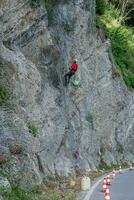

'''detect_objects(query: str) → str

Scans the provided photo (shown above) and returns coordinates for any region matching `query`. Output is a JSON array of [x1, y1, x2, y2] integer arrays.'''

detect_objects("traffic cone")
[[105, 188, 110, 200], [112, 169, 115, 179], [106, 175, 111, 185], [119, 165, 122, 174], [102, 178, 107, 192]]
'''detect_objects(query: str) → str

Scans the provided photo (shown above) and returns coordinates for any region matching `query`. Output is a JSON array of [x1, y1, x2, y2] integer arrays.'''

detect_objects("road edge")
[[82, 168, 128, 200]]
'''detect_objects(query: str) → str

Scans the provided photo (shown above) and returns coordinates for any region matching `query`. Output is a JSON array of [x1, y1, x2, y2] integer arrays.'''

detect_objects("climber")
[[64, 59, 78, 86]]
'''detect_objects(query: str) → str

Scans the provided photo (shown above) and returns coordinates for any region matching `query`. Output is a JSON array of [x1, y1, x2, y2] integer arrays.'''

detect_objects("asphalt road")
[[90, 169, 134, 200]]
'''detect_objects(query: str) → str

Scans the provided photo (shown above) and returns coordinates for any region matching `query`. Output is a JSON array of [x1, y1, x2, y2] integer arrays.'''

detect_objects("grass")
[[0, 79, 11, 106], [86, 112, 96, 122], [96, 0, 108, 15], [96, 2, 134, 89], [85, 112, 96, 129], [30, 0, 57, 24], [3, 181, 76, 200], [3, 187, 40, 200], [43, 191, 75, 200], [89, 162, 132, 181], [88, 170, 104, 181], [30, 0, 40, 7], [110, 26, 134, 88], [44, 0, 58, 25], [0, 168, 10, 179], [27, 120, 38, 137], [63, 18, 76, 33], [42, 176, 80, 200]]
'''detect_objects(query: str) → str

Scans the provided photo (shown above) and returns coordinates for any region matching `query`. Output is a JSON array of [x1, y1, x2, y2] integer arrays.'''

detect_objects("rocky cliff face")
[[0, 0, 134, 191]]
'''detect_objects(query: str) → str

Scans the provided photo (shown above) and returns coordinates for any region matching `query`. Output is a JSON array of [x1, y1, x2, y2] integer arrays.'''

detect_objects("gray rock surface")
[[0, 177, 11, 194], [0, 0, 133, 190]]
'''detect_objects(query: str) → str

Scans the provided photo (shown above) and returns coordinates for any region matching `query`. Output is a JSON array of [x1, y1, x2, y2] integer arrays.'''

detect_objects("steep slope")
[[0, 0, 134, 190]]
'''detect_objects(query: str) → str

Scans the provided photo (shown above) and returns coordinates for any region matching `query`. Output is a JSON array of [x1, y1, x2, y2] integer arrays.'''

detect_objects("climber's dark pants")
[[64, 70, 75, 86]]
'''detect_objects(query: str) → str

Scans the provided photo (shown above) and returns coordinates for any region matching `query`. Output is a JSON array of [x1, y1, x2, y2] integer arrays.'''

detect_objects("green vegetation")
[[30, 0, 39, 7], [96, 0, 108, 15], [96, 0, 134, 89], [0, 168, 10, 179], [3, 187, 39, 200], [30, 0, 57, 24], [63, 18, 76, 33], [44, 0, 57, 25], [85, 112, 96, 130], [44, 193, 75, 200], [30, 0, 75, 27], [27, 120, 38, 137], [86, 112, 96, 122], [3, 185, 76, 200], [88, 170, 104, 181], [99, 161, 132, 172], [0, 79, 11, 106], [89, 162, 133, 181]]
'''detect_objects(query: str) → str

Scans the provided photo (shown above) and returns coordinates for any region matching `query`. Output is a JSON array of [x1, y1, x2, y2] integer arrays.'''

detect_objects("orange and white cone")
[[112, 169, 115, 179], [105, 188, 110, 200], [106, 175, 111, 185], [129, 164, 133, 171], [119, 165, 122, 174], [102, 178, 107, 192]]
